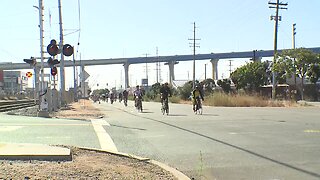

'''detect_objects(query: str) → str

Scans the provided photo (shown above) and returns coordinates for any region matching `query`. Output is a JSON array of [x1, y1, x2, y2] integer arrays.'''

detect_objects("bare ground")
[[0, 99, 178, 180]]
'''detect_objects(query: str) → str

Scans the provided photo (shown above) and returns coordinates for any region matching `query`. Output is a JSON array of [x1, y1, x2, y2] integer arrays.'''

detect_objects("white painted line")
[[0, 126, 24, 132], [91, 119, 118, 152]]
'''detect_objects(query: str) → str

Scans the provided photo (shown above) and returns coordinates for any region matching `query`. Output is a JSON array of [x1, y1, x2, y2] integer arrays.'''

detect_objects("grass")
[[133, 93, 299, 107], [204, 92, 297, 107]]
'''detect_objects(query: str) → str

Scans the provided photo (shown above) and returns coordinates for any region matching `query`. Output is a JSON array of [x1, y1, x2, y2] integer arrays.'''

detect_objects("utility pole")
[[58, 0, 65, 106], [269, 0, 288, 99], [228, 60, 233, 77], [292, 23, 297, 90], [156, 47, 159, 83], [204, 64, 207, 80], [143, 53, 150, 87], [188, 22, 200, 89]]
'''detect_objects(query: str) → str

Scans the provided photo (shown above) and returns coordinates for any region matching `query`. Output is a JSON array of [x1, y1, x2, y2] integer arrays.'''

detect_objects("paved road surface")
[[1, 101, 319, 180], [96, 100, 320, 180]]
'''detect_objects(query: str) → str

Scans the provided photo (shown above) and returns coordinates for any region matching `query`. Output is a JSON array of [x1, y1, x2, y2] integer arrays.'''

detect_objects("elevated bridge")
[[1, 47, 320, 88]]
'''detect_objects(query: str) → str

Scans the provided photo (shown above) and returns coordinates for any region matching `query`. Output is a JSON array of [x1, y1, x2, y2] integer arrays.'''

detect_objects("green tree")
[[217, 79, 231, 93], [230, 62, 269, 93], [275, 48, 319, 100], [178, 81, 193, 100], [200, 78, 216, 95]]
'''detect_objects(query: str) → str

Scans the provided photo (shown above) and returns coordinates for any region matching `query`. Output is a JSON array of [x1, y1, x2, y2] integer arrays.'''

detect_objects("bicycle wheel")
[[165, 101, 169, 115], [161, 103, 165, 115]]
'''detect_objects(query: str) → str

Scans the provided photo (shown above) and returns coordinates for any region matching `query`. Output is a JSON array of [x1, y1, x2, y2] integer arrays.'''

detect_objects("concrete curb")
[[78, 146, 191, 180], [0, 143, 71, 161]]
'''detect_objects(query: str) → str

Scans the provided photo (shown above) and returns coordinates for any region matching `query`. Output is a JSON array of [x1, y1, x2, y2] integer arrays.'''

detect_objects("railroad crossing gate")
[[26, 72, 32, 78]]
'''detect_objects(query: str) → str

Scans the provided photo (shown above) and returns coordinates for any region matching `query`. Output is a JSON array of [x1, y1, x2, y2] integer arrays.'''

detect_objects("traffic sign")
[[26, 72, 33, 78]]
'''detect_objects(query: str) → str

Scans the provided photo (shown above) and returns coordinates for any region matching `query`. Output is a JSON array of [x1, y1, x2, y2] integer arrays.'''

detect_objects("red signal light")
[[51, 67, 58, 76]]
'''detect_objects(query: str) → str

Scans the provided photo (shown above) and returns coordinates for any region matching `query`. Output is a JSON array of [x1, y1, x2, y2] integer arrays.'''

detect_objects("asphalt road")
[[1, 101, 319, 180], [95, 100, 320, 180]]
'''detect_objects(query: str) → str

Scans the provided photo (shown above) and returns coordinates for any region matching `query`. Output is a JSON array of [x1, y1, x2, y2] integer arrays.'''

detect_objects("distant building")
[[3, 71, 28, 94]]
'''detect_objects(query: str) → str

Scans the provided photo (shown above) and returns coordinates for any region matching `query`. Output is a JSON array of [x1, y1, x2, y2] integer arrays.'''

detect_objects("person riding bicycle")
[[122, 89, 128, 105], [192, 85, 204, 112], [160, 82, 172, 104], [133, 85, 144, 109]]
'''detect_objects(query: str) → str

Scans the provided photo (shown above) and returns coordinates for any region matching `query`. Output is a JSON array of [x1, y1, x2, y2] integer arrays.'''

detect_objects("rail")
[[0, 100, 37, 112]]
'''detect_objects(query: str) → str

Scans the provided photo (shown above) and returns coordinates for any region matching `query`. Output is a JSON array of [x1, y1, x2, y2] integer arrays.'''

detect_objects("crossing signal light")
[[51, 67, 58, 76], [62, 44, 74, 56], [23, 57, 36, 66], [47, 57, 60, 67], [47, 39, 59, 56], [47, 44, 59, 56]]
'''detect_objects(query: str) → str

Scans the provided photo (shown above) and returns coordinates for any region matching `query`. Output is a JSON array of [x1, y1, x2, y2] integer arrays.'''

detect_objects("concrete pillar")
[[210, 59, 219, 80], [123, 62, 130, 89], [253, 57, 262, 63], [165, 61, 179, 85]]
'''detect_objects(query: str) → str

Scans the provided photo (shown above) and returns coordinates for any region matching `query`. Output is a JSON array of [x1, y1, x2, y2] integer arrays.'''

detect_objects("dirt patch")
[[51, 99, 105, 120], [0, 147, 176, 179]]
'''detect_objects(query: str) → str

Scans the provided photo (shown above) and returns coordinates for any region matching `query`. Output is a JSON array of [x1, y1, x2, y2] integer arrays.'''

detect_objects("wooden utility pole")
[[269, 0, 288, 99]]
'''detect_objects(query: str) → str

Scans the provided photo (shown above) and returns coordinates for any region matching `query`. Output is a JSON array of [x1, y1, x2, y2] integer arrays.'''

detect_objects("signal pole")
[[58, 0, 66, 106], [188, 22, 200, 89], [269, 0, 288, 99], [292, 23, 297, 88]]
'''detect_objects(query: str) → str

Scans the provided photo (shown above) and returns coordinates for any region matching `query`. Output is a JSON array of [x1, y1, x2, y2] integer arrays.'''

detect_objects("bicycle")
[[194, 97, 203, 115], [161, 97, 169, 115], [123, 97, 128, 107], [135, 96, 143, 112]]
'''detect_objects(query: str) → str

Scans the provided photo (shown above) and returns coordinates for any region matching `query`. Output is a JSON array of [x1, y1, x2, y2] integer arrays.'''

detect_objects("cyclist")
[[160, 82, 172, 114], [133, 85, 144, 111], [122, 89, 128, 106], [191, 85, 204, 112]]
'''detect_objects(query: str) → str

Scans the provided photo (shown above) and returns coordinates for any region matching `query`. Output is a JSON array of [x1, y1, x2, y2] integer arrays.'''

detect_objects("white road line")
[[91, 119, 117, 152]]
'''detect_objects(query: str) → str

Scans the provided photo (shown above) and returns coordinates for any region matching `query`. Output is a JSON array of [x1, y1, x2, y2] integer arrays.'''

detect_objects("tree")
[[307, 62, 320, 100], [275, 48, 319, 100], [178, 81, 194, 100], [217, 79, 231, 93], [200, 78, 216, 95], [230, 61, 269, 93]]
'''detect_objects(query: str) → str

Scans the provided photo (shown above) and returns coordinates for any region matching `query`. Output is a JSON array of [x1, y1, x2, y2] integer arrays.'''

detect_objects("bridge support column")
[[165, 61, 179, 85], [80, 65, 87, 98], [210, 59, 219, 80], [123, 62, 130, 89]]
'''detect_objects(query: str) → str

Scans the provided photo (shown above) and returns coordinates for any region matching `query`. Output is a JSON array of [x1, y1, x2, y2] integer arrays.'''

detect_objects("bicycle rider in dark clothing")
[[160, 82, 172, 104]]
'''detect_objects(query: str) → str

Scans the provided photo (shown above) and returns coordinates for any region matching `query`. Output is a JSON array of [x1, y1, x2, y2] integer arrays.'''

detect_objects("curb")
[[0, 143, 71, 161], [78, 146, 191, 180]]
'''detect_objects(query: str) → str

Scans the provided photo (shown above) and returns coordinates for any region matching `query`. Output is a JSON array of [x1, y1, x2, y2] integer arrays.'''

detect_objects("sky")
[[1, 0, 320, 90]]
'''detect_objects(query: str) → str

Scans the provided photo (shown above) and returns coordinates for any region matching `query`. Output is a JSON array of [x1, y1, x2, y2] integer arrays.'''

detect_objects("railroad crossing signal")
[[26, 72, 33, 78], [51, 67, 58, 76]]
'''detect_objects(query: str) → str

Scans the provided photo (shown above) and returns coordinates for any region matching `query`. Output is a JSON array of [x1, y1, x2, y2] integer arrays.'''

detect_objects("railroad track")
[[0, 100, 37, 112]]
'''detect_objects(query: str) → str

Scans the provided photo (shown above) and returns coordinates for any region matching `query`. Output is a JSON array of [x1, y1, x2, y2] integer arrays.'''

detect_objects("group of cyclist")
[[133, 82, 204, 114], [93, 82, 205, 114]]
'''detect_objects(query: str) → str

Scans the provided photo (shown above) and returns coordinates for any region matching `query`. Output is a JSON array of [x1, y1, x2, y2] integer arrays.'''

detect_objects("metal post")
[[192, 22, 196, 89], [73, 51, 77, 102], [58, 0, 66, 106], [293, 23, 297, 89], [204, 63, 207, 80], [38, 0, 46, 110]]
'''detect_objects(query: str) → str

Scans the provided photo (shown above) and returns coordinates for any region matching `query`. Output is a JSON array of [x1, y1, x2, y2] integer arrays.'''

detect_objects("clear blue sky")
[[1, 0, 320, 89]]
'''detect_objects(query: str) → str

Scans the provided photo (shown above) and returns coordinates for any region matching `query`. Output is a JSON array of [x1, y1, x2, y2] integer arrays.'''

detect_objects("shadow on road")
[[139, 115, 320, 179], [110, 124, 147, 131], [167, 114, 187, 117]]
